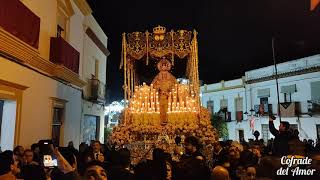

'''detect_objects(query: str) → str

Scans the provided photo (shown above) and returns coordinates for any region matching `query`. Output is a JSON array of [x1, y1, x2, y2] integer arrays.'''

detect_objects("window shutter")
[[281, 84, 296, 94], [257, 88, 270, 98], [311, 81, 320, 101], [235, 98, 243, 111], [220, 99, 228, 109]]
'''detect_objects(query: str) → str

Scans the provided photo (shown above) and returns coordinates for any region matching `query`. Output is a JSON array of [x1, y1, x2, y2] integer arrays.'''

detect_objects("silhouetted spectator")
[[212, 141, 228, 167], [182, 136, 204, 160], [67, 141, 79, 156], [31, 143, 40, 163], [20, 163, 45, 180], [211, 165, 230, 180], [153, 148, 172, 180], [269, 117, 291, 156], [13, 145, 24, 166], [0, 150, 21, 179], [84, 161, 107, 180], [288, 129, 305, 156], [253, 131, 260, 142], [315, 140, 320, 152], [22, 149, 39, 165], [175, 157, 210, 180], [108, 148, 133, 180], [306, 139, 316, 155]]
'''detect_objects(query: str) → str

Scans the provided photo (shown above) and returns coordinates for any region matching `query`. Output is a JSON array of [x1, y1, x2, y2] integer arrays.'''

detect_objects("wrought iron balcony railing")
[[88, 78, 106, 103]]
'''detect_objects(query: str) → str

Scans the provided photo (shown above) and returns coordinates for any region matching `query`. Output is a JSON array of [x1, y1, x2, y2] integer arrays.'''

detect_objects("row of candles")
[[168, 83, 197, 112], [128, 83, 198, 113], [129, 83, 159, 113]]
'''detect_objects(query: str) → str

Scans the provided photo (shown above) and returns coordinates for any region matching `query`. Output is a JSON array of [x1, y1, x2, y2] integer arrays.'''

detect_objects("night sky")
[[87, 0, 320, 102]]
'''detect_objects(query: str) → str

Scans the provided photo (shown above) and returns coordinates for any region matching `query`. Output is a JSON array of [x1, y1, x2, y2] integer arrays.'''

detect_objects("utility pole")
[[272, 38, 282, 122]]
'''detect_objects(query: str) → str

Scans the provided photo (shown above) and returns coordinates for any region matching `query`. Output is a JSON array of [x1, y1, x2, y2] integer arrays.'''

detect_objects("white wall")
[[20, 0, 88, 81], [226, 116, 320, 142], [81, 13, 108, 144], [247, 72, 320, 114], [0, 101, 17, 151], [201, 56, 320, 142], [0, 57, 82, 148], [1, 0, 110, 149]]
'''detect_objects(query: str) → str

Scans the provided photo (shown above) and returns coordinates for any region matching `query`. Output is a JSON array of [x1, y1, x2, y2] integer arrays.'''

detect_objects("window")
[[220, 99, 228, 110], [57, 25, 64, 38], [235, 98, 243, 121], [95, 59, 99, 79], [57, 3, 69, 39], [50, 98, 67, 147], [281, 84, 296, 102], [311, 81, 320, 101], [52, 107, 64, 146], [260, 97, 268, 105], [207, 100, 214, 114], [259, 97, 271, 114]]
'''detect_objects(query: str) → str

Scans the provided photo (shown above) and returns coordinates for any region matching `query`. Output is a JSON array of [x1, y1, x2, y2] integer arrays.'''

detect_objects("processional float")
[[111, 26, 218, 164]]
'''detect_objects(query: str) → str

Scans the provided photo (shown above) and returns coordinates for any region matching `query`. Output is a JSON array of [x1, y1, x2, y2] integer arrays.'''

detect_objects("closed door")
[[82, 115, 100, 144], [238, 129, 244, 142]]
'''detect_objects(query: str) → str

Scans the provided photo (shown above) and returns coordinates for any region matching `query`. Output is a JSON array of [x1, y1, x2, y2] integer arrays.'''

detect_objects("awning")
[[281, 84, 296, 94], [257, 88, 270, 98]]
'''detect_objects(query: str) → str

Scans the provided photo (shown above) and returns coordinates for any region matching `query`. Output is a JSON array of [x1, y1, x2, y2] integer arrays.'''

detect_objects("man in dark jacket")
[[269, 116, 291, 156]]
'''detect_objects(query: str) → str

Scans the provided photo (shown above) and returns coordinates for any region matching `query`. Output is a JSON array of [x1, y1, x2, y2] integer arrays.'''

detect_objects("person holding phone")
[[268, 115, 291, 156], [92, 141, 105, 163]]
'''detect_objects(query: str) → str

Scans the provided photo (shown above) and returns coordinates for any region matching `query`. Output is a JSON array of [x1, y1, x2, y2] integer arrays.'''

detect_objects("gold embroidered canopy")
[[120, 25, 200, 103]]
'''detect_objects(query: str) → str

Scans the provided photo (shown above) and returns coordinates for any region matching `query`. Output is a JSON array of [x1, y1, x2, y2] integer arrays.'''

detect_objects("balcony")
[[49, 37, 79, 74], [217, 108, 231, 122], [88, 78, 106, 104], [236, 111, 243, 122], [308, 100, 320, 116], [280, 102, 301, 117], [0, 0, 40, 49]]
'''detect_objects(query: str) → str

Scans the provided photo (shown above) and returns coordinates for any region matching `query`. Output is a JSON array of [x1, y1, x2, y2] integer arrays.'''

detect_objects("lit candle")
[[176, 102, 180, 111], [156, 102, 159, 112]]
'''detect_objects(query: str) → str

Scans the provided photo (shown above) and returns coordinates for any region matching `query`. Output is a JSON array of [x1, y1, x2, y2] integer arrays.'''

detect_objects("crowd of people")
[[1, 117, 320, 180]]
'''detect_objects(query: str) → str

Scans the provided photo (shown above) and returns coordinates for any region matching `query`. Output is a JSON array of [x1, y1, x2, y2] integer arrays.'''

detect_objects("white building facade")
[[81, 15, 109, 145], [201, 55, 320, 143], [0, 0, 108, 150]]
